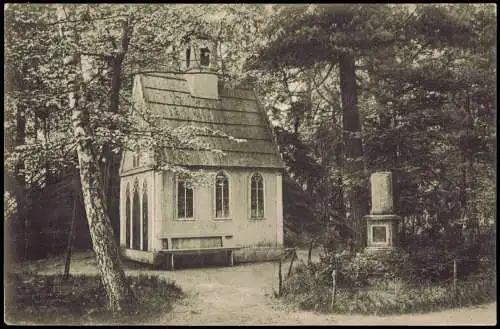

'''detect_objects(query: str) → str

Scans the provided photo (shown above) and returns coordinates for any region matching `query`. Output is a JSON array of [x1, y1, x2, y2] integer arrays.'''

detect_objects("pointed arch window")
[[200, 47, 210, 67], [177, 175, 194, 219], [132, 180, 141, 250], [125, 184, 131, 248], [132, 149, 141, 168], [142, 181, 148, 251], [186, 47, 191, 68], [250, 173, 264, 218], [215, 171, 229, 218]]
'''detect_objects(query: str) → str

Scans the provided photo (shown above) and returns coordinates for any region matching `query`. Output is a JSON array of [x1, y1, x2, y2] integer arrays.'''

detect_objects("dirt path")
[[21, 251, 497, 325]]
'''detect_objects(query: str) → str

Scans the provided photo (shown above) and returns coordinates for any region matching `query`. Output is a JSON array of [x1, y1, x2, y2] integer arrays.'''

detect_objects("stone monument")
[[364, 172, 401, 252]]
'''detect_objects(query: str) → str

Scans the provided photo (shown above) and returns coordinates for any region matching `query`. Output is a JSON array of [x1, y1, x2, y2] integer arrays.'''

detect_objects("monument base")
[[364, 246, 394, 252], [364, 214, 401, 250], [363, 246, 401, 255]]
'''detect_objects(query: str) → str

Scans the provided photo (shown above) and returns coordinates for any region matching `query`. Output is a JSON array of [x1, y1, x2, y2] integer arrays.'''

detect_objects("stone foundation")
[[121, 248, 164, 266], [233, 247, 286, 263], [121, 246, 286, 269]]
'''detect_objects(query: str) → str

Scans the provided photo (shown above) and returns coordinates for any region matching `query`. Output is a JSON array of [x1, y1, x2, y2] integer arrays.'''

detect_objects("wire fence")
[[274, 248, 496, 300]]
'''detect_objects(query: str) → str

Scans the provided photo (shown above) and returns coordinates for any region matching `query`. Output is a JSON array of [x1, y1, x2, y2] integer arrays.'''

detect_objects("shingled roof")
[[134, 72, 285, 169]]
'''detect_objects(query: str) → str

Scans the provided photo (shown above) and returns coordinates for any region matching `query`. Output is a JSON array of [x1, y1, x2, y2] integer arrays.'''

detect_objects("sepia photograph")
[[4, 3, 497, 325]]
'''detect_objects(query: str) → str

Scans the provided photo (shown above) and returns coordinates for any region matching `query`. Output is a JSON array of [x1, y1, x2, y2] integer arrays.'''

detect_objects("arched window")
[[186, 47, 191, 68], [250, 173, 264, 218], [177, 175, 194, 219], [215, 171, 229, 218], [132, 180, 141, 250], [200, 47, 210, 67], [132, 150, 140, 168], [125, 184, 131, 248], [142, 181, 148, 251]]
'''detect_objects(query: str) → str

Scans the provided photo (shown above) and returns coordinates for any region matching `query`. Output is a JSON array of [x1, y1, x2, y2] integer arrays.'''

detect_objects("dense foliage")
[[5, 273, 183, 324], [4, 3, 270, 313], [257, 3, 496, 315], [281, 263, 495, 315], [5, 3, 495, 259], [4, 3, 496, 318], [248, 4, 496, 249], [4, 4, 270, 259]]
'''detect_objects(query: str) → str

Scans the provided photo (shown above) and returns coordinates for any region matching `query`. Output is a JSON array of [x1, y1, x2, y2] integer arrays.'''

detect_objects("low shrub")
[[403, 247, 456, 281], [316, 249, 414, 288], [478, 229, 496, 259], [281, 262, 496, 315], [5, 272, 183, 325], [316, 246, 491, 287]]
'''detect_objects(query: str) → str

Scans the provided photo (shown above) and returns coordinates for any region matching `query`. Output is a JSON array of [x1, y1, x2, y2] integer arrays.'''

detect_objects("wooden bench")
[[161, 247, 240, 271]]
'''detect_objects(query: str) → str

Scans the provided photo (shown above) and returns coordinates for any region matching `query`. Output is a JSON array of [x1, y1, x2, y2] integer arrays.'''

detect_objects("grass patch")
[[5, 272, 183, 325], [280, 264, 496, 315]]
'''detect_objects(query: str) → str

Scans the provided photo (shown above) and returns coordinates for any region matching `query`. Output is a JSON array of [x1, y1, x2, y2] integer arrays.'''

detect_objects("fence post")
[[278, 259, 283, 297], [63, 199, 77, 280], [331, 269, 337, 310], [307, 240, 313, 266], [287, 249, 297, 278], [453, 259, 458, 294]]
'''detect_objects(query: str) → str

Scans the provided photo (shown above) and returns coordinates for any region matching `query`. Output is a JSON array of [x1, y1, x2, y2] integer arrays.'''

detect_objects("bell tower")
[[181, 35, 219, 99]]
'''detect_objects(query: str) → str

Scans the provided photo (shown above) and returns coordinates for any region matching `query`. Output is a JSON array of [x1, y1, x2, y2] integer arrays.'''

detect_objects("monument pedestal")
[[364, 172, 401, 254], [364, 214, 401, 252]]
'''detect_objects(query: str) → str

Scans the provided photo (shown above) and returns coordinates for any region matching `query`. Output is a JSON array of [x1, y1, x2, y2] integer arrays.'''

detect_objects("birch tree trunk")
[[57, 5, 136, 313]]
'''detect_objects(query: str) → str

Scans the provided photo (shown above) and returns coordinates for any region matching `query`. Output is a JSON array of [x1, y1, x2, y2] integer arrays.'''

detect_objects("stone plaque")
[[372, 225, 387, 243]]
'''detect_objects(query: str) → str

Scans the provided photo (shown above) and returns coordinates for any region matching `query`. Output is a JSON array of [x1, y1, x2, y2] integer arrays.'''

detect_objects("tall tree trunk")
[[463, 90, 479, 240], [390, 104, 401, 244], [57, 6, 136, 313], [460, 153, 468, 219], [16, 105, 28, 259], [391, 104, 400, 214], [333, 111, 346, 224], [4, 57, 29, 258], [8, 63, 30, 260], [338, 52, 369, 249], [101, 18, 132, 243], [73, 101, 136, 312], [6, 4, 30, 262]]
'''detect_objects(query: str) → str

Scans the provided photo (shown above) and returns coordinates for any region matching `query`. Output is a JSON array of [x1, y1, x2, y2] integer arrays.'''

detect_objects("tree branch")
[[313, 62, 335, 90], [47, 14, 130, 27], [105, 26, 118, 51], [279, 66, 295, 105], [119, 16, 133, 55], [79, 52, 114, 59]]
